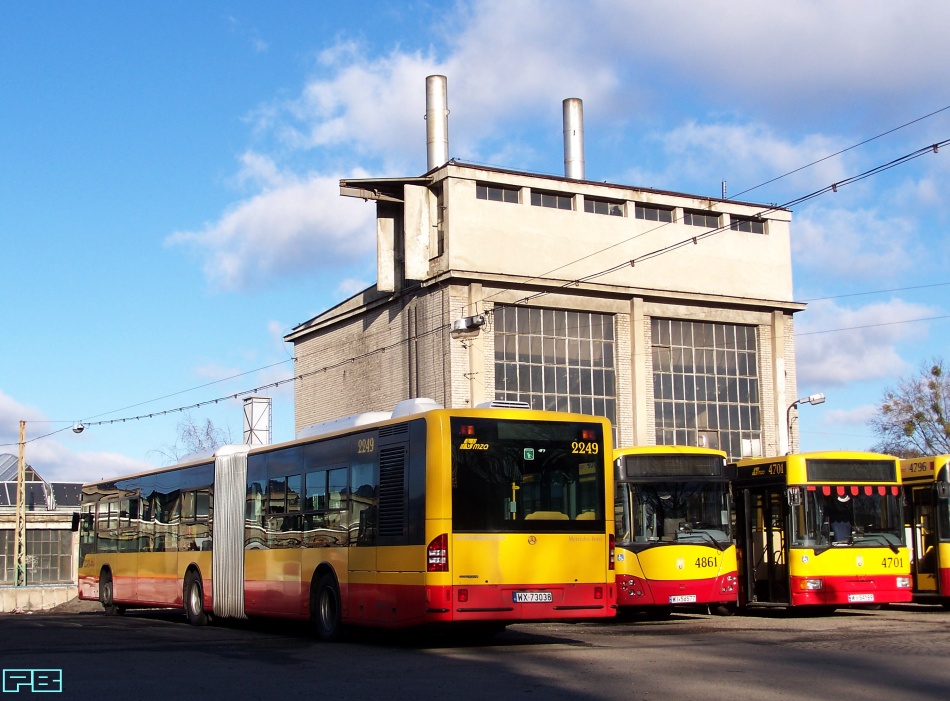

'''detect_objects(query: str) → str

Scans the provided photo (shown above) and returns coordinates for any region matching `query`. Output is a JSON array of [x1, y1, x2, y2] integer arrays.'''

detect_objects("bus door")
[[740, 487, 788, 604], [909, 486, 938, 592]]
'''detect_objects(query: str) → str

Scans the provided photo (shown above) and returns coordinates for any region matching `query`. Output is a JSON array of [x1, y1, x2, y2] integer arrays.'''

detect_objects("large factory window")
[[652, 319, 761, 461], [494, 305, 616, 424]]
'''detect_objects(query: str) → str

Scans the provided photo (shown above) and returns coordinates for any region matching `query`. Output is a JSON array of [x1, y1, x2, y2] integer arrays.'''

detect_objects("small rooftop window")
[[730, 215, 766, 234], [584, 197, 624, 217], [634, 203, 673, 223], [476, 184, 519, 203], [531, 190, 574, 211], [683, 210, 720, 228]]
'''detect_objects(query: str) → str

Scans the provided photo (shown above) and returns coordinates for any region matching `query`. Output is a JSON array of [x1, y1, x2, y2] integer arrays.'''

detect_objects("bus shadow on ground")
[[93, 607, 592, 650]]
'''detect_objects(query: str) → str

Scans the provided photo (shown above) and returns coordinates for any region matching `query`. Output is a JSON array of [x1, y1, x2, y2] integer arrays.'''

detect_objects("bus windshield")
[[618, 481, 731, 548], [789, 488, 904, 551], [451, 418, 605, 532]]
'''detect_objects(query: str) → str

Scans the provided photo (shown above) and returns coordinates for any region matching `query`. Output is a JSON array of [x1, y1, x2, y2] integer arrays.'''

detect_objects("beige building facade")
[[285, 159, 805, 461]]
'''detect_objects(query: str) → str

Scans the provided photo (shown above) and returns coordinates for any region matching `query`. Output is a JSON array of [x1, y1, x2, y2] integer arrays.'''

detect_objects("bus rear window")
[[450, 418, 606, 532]]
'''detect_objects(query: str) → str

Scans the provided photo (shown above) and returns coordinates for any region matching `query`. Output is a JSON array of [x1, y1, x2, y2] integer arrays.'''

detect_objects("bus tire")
[[709, 603, 737, 616], [311, 572, 342, 642], [184, 571, 210, 626], [99, 570, 124, 616]]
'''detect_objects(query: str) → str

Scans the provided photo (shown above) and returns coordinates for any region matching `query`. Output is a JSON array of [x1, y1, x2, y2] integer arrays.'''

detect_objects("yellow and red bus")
[[78, 400, 616, 638], [900, 455, 950, 608], [613, 446, 738, 617], [732, 451, 911, 611]]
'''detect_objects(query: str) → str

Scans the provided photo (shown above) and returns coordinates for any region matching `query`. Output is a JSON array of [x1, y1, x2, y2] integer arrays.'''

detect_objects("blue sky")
[[2, 0, 949, 482]]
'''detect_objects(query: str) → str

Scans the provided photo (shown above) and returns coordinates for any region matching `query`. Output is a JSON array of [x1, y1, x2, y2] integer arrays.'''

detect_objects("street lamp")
[[786, 393, 826, 454]]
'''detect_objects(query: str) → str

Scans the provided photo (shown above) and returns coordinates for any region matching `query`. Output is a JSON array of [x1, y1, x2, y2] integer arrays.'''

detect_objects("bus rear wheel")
[[99, 571, 124, 616], [311, 573, 342, 642], [184, 571, 210, 626], [709, 603, 737, 616]]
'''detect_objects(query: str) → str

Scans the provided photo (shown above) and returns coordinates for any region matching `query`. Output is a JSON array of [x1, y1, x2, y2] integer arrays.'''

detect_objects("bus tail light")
[[427, 534, 448, 572], [896, 576, 911, 589], [800, 579, 823, 590], [608, 533, 615, 571], [457, 589, 469, 602]]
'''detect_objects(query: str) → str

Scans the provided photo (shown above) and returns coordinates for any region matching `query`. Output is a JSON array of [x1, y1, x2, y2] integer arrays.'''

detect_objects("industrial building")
[[284, 77, 805, 460], [0, 454, 81, 610]]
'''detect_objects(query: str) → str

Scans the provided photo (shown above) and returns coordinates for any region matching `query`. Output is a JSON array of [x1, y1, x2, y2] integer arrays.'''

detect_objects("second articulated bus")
[[900, 455, 950, 607], [78, 400, 617, 638], [733, 451, 912, 611], [613, 446, 738, 617]]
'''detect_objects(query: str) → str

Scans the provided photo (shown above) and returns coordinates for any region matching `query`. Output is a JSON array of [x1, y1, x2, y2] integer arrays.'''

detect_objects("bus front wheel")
[[184, 571, 210, 626], [311, 573, 342, 642], [99, 570, 124, 616]]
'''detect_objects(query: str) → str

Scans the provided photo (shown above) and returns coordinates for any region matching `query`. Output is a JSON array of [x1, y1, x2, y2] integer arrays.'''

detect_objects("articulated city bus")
[[733, 452, 912, 611], [613, 446, 738, 617], [78, 400, 616, 638], [900, 455, 950, 607]]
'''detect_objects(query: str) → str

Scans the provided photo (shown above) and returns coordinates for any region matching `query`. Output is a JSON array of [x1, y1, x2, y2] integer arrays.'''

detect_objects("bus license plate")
[[669, 595, 697, 604], [513, 591, 553, 603], [848, 593, 875, 603]]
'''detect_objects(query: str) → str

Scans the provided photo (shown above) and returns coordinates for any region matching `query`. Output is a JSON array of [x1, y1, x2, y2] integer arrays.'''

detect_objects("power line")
[[511, 137, 949, 306], [15, 134, 949, 445], [799, 281, 950, 303], [729, 104, 950, 200], [796, 314, 950, 337]]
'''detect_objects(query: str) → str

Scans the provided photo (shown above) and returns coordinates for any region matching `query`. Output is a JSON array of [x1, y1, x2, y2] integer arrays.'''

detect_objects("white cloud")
[[595, 1, 950, 113], [336, 277, 371, 298], [824, 404, 878, 427], [166, 166, 375, 291], [176, 1, 950, 290], [793, 206, 920, 279], [0, 389, 148, 483], [640, 122, 850, 199], [22, 441, 147, 484], [795, 299, 935, 386]]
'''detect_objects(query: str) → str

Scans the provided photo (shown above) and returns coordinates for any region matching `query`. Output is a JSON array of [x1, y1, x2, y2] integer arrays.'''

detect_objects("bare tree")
[[868, 358, 950, 457], [150, 412, 235, 465]]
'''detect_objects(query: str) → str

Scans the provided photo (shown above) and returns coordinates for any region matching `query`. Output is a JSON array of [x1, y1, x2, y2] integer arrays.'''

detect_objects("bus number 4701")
[[881, 557, 903, 568]]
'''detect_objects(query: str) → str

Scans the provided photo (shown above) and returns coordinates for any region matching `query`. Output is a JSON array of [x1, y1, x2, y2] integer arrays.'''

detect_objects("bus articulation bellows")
[[900, 455, 950, 608], [733, 451, 912, 610], [613, 446, 738, 616], [77, 400, 617, 638]]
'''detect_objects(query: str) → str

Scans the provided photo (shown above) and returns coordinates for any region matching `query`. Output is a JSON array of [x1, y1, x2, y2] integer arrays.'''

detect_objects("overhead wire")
[[25, 127, 950, 442]]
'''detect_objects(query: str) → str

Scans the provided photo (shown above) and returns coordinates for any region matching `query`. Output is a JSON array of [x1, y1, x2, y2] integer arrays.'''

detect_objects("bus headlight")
[[800, 579, 823, 590], [896, 576, 911, 589]]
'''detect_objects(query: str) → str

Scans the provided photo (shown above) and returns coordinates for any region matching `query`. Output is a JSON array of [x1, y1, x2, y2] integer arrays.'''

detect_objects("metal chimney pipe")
[[563, 98, 585, 179], [426, 75, 449, 171]]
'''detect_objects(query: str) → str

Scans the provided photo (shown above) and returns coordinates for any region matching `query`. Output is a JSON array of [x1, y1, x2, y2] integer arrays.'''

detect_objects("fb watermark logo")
[[3, 669, 63, 693]]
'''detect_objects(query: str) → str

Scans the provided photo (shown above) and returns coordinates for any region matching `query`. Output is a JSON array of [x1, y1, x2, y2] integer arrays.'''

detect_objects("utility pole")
[[14, 420, 27, 586]]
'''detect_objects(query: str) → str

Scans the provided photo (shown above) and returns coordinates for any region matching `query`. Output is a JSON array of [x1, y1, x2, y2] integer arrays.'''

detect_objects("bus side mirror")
[[787, 487, 802, 507], [71, 512, 81, 532], [936, 482, 950, 500]]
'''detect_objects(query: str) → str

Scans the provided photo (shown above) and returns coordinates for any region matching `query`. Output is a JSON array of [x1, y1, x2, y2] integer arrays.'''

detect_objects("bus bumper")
[[789, 574, 913, 606], [617, 572, 738, 607], [424, 583, 616, 622]]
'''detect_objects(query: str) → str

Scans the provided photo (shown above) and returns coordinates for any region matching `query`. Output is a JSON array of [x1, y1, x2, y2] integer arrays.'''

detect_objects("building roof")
[[0, 453, 83, 510], [340, 160, 789, 212], [0, 454, 42, 482]]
